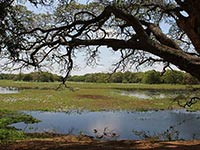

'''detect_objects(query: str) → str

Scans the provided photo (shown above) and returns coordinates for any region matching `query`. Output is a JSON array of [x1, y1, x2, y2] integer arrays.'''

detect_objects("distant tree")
[[23, 74, 33, 81], [38, 72, 54, 82], [49, 70, 199, 84], [84, 74, 96, 82], [68, 75, 85, 82], [13, 73, 23, 81], [0, 74, 16, 80], [110, 72, 123, 83], [162, 70, 184, 84], [122, 71, 132, 83], [12, 72, 61, 82], [183, 73, 200, 85], [130, 72, 144, 83], [95, 73, 109, 83], [142, 70, 161, 84]]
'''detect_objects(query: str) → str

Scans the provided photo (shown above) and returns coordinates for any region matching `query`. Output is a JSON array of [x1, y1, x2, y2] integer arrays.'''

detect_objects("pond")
[[121, 90, 194, 99], [0, 87, 18, 94], [11, 110, 200, 141]]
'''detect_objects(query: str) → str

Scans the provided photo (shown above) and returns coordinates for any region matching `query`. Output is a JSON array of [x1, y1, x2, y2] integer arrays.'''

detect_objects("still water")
[[11, 110, 200, 140], [121, 90, 193, 99], [0, 87, 18, 94]]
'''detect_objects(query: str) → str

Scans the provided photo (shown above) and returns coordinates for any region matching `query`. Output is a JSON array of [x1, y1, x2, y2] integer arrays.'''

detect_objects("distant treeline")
[[0, 72, 62, 82], [0, 70, 199, 84], [68, 70, 200, 84]]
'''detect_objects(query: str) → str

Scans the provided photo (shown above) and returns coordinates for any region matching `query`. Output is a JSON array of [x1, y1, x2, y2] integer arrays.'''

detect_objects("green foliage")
[[0, 72, 62, 82], [183, 73, 199, 85], [68, 70, 199, 84], [0, 74, 15, 80], [22, 74, 33, 81], [110, 72, 123, 83], [68, 75, 85, 82], [0, 80, 200, 111], [0, 70, 199, 84], [95, 73, 109, 83], [0, 110, 39, 128], [84, 74, 97, 82], [162, 70, 184, 84], [0, 110, 39, 143], [1, 70, 194, 84], [69, 73, 109, 83], [0, 129, 24, 143], [142, 70, 161, 84]]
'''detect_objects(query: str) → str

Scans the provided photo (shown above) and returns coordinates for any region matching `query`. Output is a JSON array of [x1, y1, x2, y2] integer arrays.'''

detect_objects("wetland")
[[1, 80, 200, 149]]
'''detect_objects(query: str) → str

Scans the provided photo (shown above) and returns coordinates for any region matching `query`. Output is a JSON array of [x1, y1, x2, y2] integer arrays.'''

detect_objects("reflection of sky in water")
[[0, 87, 18, 94], [121, 90, 192, 99], [11, 110, 200, 140]]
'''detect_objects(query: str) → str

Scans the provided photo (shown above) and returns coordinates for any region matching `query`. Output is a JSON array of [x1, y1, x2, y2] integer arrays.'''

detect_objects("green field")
[[0, 80, 200, 111], [0, 80, 200, 143]]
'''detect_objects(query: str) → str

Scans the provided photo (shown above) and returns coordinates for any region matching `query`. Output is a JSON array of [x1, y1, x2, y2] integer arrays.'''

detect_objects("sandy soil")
[[2, 135, 200, 150]]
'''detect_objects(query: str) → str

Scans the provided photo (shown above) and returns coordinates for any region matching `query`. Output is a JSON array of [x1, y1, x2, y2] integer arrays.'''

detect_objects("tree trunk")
[[145, 40, 200, 81]]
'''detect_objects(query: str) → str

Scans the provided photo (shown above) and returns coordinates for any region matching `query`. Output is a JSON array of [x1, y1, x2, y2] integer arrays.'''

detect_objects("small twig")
[[175, 97, 200, 108], [56, 82, 75, 92]]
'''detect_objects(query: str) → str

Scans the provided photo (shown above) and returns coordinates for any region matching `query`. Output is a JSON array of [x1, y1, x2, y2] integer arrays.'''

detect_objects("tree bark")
[[145, 40, 200, 80]]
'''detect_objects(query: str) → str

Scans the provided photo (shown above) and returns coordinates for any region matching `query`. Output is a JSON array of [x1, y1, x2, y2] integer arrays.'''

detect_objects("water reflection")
[[121, 90, 192, 99], [0, 87, 18, 94], [11, 110, 200, 140]]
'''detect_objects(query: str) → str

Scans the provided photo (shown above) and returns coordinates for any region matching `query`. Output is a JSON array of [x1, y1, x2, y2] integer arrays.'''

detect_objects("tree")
[[1, 0, 200, 83], [23, 74, 33, 81], [142, 70, 161, 84], [84, 74, 96, 82], [183, 73, 199, 85], [95, 73, 109, 83], [110, 72, 123, 83], [122, 71, 132, 83], [162, 70, 184, 84], [68, 75, 86, 82]]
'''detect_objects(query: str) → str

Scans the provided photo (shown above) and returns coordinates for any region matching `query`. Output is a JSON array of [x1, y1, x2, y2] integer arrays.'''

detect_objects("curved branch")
[[146, 40, 200, 79], [62, 37, 200, 80], [108, 6, 149, 41], [66, 38, 142, 50], [140, 21, 181, 49], [5, 3, 200, 82]]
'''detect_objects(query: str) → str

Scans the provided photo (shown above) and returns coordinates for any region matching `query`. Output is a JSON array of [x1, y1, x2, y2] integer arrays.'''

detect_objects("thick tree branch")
[[108, 6, 149, 41], [140, 21, 181, 49], [63, 37, 200, 81], [2, 1, 200, 82], [66, 38, 142, 50], [146, 40, 200, 79], [175, 0, 200, 54]]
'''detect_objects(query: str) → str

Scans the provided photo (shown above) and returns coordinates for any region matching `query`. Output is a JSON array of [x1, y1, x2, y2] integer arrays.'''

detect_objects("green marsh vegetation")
[[0, 80, 200, 111], [1, 0, 200, 147], [0, 110, 39, 144], [0, 80, 200, 143]]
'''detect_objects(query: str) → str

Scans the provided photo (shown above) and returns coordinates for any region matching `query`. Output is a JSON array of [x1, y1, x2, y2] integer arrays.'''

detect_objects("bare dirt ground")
[[2, 135, 200, 150]]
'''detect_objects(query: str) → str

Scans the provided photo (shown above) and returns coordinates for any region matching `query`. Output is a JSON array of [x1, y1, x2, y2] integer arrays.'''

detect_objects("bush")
[[162, 70, 184, 84], [0, 70, 198, 84], [110, 72, 123, 83], [142, 70, 161, 84], [0, 129, 25, 143], [183, 73, 200, 84], [12, 72, 62, 82]]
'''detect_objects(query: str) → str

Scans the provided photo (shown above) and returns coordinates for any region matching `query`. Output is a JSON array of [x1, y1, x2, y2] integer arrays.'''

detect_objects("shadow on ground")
[[2, 135, 200, 150]]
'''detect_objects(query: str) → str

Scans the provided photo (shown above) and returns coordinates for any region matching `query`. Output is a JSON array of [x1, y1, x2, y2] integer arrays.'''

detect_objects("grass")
[[0, 110, 39, 144], [0, 80, 199, 111], [0, 80, 200, 142]]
